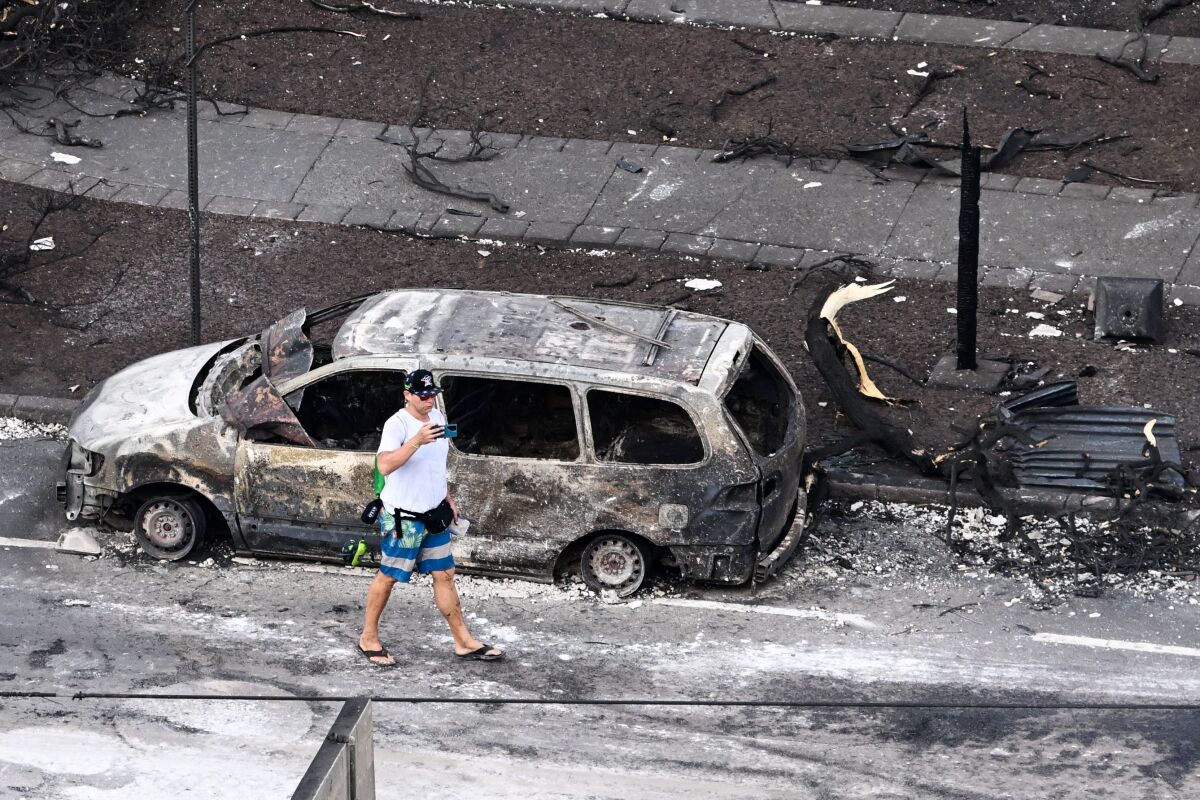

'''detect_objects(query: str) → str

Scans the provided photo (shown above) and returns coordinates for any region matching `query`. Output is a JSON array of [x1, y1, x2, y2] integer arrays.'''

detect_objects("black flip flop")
[[456, 644, 504, 662], [357, 644, 397, 667]]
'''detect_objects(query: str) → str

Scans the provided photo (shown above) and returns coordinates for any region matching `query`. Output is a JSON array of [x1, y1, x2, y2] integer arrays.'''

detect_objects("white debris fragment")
[[29, 236, 55, 251], [62, 599, 91, 607], [1174, 297, 1184, 306], [0, 417, 67, 440], [477, 250, 491, 257], [1031, 289, 1064, 304], [894, 296, 907, 302], [1025, 311, 1045, 319], [802, 181, 823, 189], [51, 152, 81, 165], [684, 278, 721, 291], [947, 308, 958, 314], [1029, 323, 1063, 337], [56, 527, 102, 557], [907, 69, 930, 77]]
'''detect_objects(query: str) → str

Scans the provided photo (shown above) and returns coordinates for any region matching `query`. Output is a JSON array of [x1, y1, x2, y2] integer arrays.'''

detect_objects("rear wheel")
[[581, 534, 648, 598], [133, 495, 206, 561]]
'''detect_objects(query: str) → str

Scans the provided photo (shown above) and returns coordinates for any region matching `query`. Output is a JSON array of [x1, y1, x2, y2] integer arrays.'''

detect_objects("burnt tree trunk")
[[805, 283, 940, 476]]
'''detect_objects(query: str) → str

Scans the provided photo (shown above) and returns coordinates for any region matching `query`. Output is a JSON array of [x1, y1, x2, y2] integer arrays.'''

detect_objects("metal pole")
[[185, 0, 202, 346], [955, 109, 982, 371]]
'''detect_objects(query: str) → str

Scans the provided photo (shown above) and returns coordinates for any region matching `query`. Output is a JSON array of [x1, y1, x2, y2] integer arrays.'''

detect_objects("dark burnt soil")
[[122, 1, 1200, 192], [4, 179, 1199, 474], [835, 0, 1200, 38]]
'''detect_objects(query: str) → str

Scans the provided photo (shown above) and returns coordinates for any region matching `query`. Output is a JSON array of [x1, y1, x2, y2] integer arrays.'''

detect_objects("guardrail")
[[291, 697, 376, 800]]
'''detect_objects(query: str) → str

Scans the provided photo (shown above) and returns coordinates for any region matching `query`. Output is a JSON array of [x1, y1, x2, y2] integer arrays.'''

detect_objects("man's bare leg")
[[359, 572, 398, 665], [431, 569, 502, 657]]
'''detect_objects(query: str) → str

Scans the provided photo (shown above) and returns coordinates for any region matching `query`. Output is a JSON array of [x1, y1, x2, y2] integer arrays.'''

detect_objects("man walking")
[[357, 369, 504, 666]]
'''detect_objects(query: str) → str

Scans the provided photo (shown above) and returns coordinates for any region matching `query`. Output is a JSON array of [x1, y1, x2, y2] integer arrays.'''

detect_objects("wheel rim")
[[584, 537, 645, 596], [138, 499, 197, 557]]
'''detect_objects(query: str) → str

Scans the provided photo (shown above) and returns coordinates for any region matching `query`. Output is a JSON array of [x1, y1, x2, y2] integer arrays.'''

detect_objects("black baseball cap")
[[405, 369, 443, 397]]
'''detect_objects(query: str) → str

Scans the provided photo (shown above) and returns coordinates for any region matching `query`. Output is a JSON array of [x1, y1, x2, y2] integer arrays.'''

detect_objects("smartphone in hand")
[[443, 423, 458, 439]]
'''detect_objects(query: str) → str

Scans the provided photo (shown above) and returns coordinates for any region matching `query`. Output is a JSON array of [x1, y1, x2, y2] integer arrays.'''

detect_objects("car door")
[[438, 373, 591, 578], [233, 364, 410, 559]]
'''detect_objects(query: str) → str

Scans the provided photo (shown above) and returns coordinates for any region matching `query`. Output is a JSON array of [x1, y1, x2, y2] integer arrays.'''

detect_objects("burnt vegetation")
[[0, 186, 127, 341], [801, 267, 1200, 600]]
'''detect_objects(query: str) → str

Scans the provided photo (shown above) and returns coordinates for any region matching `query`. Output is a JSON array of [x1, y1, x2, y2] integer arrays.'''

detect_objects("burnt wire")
[[1, 690, 1198, 711]]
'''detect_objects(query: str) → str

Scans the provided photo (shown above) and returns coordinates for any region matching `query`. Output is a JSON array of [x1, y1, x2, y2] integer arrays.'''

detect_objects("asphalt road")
[[2, 435, 1199, 799]]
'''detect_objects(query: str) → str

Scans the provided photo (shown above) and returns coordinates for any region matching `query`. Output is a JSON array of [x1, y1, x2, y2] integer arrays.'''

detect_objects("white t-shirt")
[[378, 407, 449, 515]]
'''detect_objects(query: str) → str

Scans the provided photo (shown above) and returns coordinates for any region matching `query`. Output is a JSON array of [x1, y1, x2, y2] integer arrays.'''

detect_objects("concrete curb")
[[826, 468, 1123, 518], [447, 0, 1200, 65], [2, 394, 78, 426]]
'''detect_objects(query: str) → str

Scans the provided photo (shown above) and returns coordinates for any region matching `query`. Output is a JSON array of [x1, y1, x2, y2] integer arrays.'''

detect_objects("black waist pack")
[[395, 498, 454, 534], [360, 497, 384, 526]]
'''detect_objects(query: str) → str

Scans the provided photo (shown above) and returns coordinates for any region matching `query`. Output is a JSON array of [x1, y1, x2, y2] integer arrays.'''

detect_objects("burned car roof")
[[332, 289, 734, 384]]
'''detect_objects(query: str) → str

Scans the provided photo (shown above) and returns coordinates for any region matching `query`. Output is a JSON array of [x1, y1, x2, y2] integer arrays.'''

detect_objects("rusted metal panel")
[[332, 290, 728, 384], [221, 375, 315, 448], [262, 308, 314, 383], [1005, 391, 1184, 493]]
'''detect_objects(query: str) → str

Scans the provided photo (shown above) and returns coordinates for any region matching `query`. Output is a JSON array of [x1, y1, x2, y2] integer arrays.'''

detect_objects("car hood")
[[70, 341, 234, 448]]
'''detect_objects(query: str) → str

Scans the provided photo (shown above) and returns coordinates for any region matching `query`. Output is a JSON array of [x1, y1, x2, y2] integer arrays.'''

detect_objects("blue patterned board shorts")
[[377, 507, 455, 582]]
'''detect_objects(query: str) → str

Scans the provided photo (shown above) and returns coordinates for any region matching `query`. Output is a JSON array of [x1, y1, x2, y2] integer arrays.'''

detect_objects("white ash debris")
[[792, 499, 1198, 607], [0, 417, 67, 440]]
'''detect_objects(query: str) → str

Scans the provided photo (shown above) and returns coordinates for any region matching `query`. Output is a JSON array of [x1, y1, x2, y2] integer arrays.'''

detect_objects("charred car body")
[[61, 289, 807, 595]]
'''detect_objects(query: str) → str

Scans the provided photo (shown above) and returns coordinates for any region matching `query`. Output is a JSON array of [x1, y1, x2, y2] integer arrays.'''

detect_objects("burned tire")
[[581, 534, 648, 598], [133, 495, 206, 561]]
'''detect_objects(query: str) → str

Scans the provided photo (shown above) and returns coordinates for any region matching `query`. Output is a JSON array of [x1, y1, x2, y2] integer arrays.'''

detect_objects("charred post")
[[956, 110, 982, 371], [185, 0, 202, 347]]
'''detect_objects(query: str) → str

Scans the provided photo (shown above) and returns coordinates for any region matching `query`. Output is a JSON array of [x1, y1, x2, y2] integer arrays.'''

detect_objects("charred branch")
[[1077, 160, 1171, 186], [804, 282, 938, 474], [0, 188, 115, 307], [713, 120, 822, 165], [191, 26, 365, 64], [710, 74, 775, 119], [1139, 0, 1195, 28], [903, 65, 961, 117], [1015, 62, 1062, 100], [309, 0, 421, 19], [1095, 34, 1159, 82], [380, 74, 509, 213]]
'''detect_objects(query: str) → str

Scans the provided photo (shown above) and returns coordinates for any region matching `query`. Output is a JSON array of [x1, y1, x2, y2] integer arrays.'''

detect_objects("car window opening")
[[724, 345, 790, 456], [588, 390, 703, 465], [290, 370, 408, 451], [442, 376, 580, 460]]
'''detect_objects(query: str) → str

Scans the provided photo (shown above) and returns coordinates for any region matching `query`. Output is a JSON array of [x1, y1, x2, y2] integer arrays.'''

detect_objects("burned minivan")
[[61, 289, 808, 595]]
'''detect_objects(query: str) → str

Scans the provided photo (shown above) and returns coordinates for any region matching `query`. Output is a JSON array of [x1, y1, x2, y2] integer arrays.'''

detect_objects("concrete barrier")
[[291, 698, 375, 800]]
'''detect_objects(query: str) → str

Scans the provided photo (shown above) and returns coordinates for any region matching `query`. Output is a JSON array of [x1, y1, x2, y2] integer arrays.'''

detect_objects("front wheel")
[[581, 534, 648, 598], [133, 495, 206, 561]]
